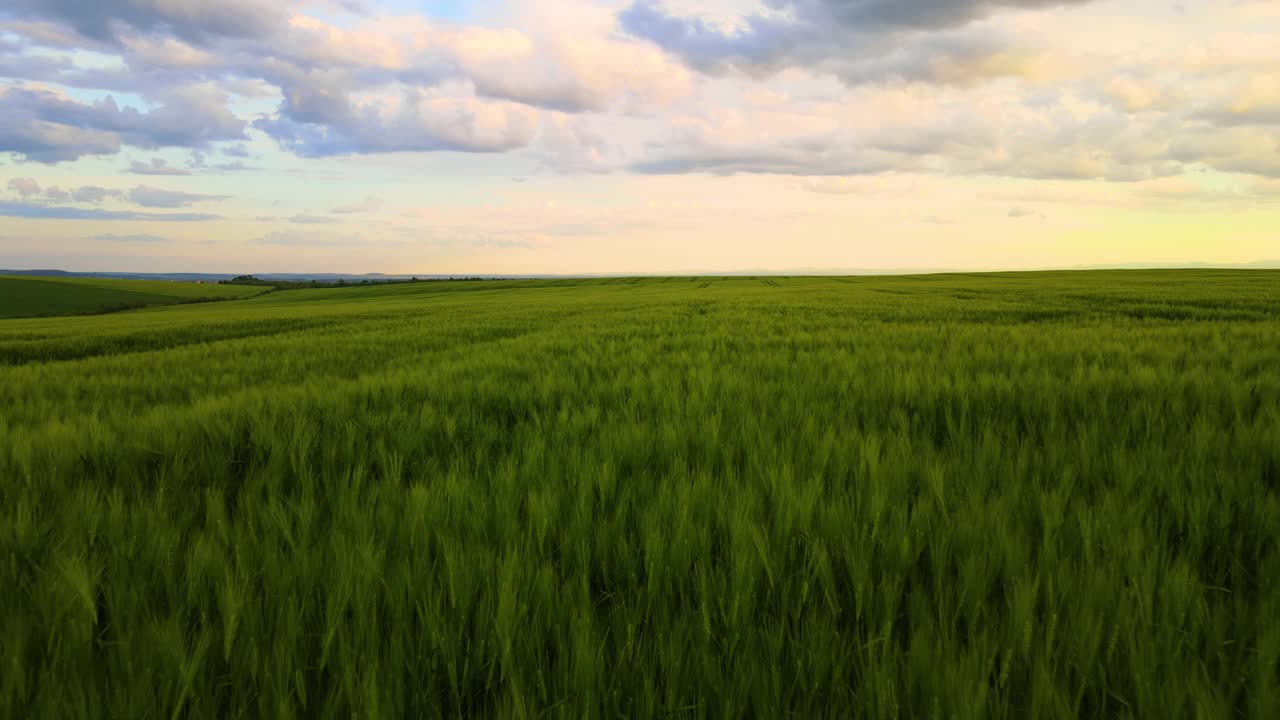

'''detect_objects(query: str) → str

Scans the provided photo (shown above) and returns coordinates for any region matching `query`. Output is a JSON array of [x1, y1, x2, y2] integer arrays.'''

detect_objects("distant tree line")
[[220, 275, 495, 290]]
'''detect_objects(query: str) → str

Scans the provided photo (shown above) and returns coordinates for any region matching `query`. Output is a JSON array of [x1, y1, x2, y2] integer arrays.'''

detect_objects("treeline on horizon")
[[218, 275, 497, 290]]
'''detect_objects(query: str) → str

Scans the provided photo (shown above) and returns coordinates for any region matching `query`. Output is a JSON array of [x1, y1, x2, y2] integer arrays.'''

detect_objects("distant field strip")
[[0, 276, 269, 319], [1, 271, 1278, 718]]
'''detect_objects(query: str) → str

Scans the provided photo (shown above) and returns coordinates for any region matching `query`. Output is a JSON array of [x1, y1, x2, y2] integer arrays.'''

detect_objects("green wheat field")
[[0, 275, 267, 319], [2, 271, 1278, 718]]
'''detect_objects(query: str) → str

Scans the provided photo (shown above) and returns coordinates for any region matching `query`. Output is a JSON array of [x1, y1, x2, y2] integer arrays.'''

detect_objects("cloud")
[[331, 196, 384, 214], [0, 85, 247, 163], [536, 113, 619, 172], [0, 201, 219, 221], [608, 79, 1196, 181], [974, 173, 1280, 211], [252, 230, 360, 246], [186, 150, 258, 172], [0, 50, 76, 84], [0, 0, 1276, 193], [256, 89, 540, 157], [1194, 74, 1280, 127], [452, 28, 692, 112], [1, 3, 696, 169], [829, 26, 1072, 86], [289, 214, 341, 224], [631, 149, 906, 176], [805, 176, 899, 195], [7, 177, 41, 197], [1247, 177, 1280, 201], [194, 160, 256, 172], [1104, 75, 1183, 113], [44, 186, 70, 202], [90, 232, 169, 243], [1170, 126, 1280, 178], [0, 89, 121, 162], [619, 0, 1098, 82], [72, 186, 123, 203], [260, 15, 690, 114], [129, 158, 191, 175], [0, 35, 24, 55], [12, 182, 131, 204], [1111, 175, 1280, 207], [127, 185, 229, 208], [10, 179, 229, 210], [0, 0, 290, 46], [790, 0, 1095, 32]]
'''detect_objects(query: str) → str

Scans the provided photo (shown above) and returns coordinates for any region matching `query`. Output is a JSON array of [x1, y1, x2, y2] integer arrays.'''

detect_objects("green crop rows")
[[2, 271, 1278, 718], [0, 276, 268, 319]]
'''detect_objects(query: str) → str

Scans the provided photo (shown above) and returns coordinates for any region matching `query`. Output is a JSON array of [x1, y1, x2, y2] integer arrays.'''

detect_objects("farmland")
[[0, 275, 269, 319], [2, 271, 1278, 718]]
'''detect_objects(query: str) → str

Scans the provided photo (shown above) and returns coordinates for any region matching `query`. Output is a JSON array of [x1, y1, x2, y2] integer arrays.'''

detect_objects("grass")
[[0, 276, 269, 319], [1, 271, 1278, 718]]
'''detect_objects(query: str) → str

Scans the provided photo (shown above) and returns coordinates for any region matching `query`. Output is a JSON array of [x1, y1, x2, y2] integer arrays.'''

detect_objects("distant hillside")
[[0, 269, 517, 283], [0, 269, 77, 277], [0, 275, 269, 319]]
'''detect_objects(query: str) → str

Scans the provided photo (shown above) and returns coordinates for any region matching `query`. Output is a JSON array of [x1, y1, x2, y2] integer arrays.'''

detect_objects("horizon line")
[[3, 261, 1280, 280]]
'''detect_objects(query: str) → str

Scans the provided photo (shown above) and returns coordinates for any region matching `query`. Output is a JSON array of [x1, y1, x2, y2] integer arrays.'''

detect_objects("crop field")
[[0, 276, 269, 319], [2, 271, 1278, 718]]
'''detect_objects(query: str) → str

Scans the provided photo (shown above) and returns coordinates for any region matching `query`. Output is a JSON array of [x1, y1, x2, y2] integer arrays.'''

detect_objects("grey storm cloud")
[[0, 86, 247, 163], [0, 0, 289, 46], [0, 201, 220, 221], [619, 0, 1097, 78]]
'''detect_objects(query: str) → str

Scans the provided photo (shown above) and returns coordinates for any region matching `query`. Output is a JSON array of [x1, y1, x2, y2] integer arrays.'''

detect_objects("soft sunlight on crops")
[[2, 272, 1278, 717], [0, 276, 267, 319]]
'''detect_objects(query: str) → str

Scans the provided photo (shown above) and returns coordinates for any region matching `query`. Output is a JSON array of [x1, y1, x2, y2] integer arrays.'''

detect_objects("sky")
[[0, 0, 1278, 275]]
